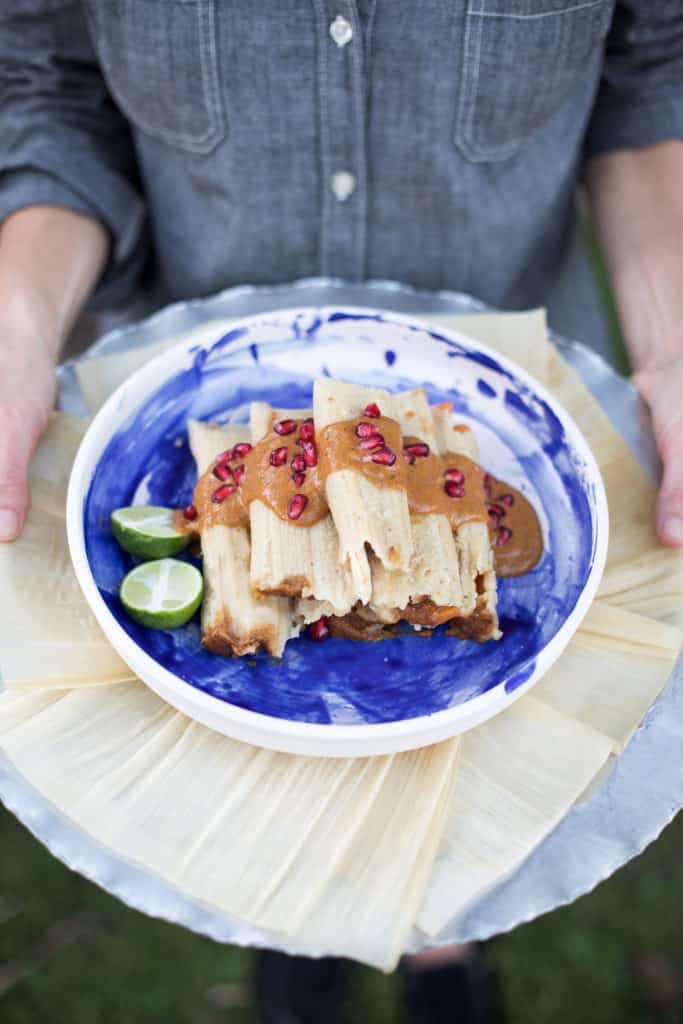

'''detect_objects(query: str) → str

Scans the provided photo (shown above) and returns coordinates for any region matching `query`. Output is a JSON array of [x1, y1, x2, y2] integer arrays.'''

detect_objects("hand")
[[0, 205, 109, 542], [633, 353, 683, 548], [0, 331, 56, 541]]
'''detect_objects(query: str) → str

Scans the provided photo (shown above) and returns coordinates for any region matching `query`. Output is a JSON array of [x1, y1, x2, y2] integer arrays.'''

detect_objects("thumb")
[[656, 427, 683, 548], [0, 395, 51, 542], [633, 359, 683, 548], [0, 426, 32, 542]]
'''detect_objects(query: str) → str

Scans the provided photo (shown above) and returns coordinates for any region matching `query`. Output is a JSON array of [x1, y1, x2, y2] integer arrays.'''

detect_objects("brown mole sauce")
[[484, 473, 543, 577], [402, 438, 486, 531], [182, 416, 543, 581], [317, 416, 407, 492], [192, 419, 327, 531]]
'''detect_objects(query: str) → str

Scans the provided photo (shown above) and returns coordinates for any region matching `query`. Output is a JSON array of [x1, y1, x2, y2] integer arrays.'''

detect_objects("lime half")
[[119, 558, 203, 629], [112, 505, 189, 559]]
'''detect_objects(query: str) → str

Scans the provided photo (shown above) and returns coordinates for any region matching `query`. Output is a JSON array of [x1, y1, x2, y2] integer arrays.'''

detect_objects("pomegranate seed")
[[500, 493, 515, 507], [299, 419, 315, 442], [232, 464, 245, 486], [309, 616, 330, 642], [292, 471, 306, 487], [212, 483, 236, 503], [359, 433, 384, 451], [445, 481, 465, 498], [215, 449, 233, 465], [355, 422, 376, 438], [444, 468, 465, 485], [288, 493, 308, 520], [302, 441, 318, 467], [274, 419, 296, 436], [183, 503, 198, 521], [404, 451, 416, 465], [403, 442, 430, 458], [291, 453, 306, 472], [270, 446, 288, 467], [232, 442, 253, 458], [487, 502, 506, 520], [364, 402, 381, 418], [371, 447, 396, 466], [213, 462, 233, 481], [495, 526, 513, 546], [483, 473, 494, 496]]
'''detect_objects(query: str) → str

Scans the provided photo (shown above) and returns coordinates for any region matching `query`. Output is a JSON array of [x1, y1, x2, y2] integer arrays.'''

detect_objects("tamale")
[[370, 389, 467, 621], [431, 409, 500, 641], [247, 403, 356, 615], [313, 380, 412, 604], [187, 420, 293, 657]]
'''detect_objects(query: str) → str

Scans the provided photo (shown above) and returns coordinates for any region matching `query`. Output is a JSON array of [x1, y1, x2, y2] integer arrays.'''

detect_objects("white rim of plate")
[[67, 306, 609, 757]]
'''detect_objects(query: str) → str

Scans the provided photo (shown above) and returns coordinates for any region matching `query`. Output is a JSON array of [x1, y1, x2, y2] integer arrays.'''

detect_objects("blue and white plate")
[[67, 307, 608, 756]]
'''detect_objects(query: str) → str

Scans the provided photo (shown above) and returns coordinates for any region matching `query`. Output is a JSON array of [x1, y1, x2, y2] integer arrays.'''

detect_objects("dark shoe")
[[401, 944, 505, 1024], [255, 949, 351, 1024]]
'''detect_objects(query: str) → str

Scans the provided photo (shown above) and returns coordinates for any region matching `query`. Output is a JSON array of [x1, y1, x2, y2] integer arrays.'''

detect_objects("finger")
[[0, 408, 39, 543], [655, 427, 683, 547], [0, 459, 30, 542]]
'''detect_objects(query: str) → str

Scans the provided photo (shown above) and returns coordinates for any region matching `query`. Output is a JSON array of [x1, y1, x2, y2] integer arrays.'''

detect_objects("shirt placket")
[[312, 0, 368, 279]]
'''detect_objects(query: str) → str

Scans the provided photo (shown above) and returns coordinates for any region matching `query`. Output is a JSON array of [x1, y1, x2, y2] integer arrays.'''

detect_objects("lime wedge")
[[112, 505, 189, 559], [119, 558, 203, 629]]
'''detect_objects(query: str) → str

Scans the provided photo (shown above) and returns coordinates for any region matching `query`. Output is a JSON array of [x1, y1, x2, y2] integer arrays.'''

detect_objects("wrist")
[[0, 205, 108, 361], [611, 258, 683, 376], [1, 293, 61, 366]]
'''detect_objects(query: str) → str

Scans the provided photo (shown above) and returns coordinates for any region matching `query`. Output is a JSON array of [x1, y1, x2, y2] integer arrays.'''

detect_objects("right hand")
[[0, 330, 57, 541]]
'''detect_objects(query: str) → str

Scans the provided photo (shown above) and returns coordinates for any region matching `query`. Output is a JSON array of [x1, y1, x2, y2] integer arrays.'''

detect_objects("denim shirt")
[[1, 2, 682, 343]]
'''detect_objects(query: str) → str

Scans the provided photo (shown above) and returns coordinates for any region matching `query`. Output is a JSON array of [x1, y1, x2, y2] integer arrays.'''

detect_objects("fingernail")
[[0, 509, 19, 542], [663, 516, 683, 545]]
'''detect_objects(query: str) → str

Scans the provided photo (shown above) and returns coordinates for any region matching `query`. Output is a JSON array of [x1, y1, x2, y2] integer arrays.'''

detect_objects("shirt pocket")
[[86, 0, 226, 155], [454, 0, 613, 163]]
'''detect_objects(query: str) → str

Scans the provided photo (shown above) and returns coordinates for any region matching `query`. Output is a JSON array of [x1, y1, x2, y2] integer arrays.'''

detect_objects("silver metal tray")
[[2, 278, 680, 954]]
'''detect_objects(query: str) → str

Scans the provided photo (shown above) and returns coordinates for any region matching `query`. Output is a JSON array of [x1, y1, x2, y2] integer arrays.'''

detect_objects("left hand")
[[633, 353, 683, 548]]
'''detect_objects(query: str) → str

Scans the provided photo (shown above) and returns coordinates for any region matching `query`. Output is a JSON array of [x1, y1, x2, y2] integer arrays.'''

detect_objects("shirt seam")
[[469, 0, 605, 20]]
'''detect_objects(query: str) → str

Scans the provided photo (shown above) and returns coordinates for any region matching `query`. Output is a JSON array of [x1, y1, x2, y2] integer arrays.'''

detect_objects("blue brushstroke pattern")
[[84, 310, 597, 726], [477, 379, 497, 398]]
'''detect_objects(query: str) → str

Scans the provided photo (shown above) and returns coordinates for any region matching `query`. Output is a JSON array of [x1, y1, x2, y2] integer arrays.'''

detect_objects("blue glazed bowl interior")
[[84, 311, 598, 726]]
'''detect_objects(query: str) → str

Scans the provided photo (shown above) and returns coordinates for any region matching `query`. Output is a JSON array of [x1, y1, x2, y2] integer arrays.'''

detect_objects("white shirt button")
[[329, 15, 353, 48], [331, 170, 356, 201]]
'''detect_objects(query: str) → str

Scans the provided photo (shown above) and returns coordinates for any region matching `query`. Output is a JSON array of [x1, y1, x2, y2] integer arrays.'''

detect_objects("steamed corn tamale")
[[370, 389, 468, 622], [247, 403, 356, 615], [313, 380, 413, 604], [431, 410, 500, 642], [188, 420, 294, 656]]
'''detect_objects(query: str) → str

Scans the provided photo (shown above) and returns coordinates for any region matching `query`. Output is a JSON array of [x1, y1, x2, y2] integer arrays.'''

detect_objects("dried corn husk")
[[0, 416, 135, 691], [314, 380, 412, 603], [416, 694, 613, 937], [188, 420, 293, 657], [0, 681, 460, 971], [534, 601, 682, 752], [546, 348, 683, 626]]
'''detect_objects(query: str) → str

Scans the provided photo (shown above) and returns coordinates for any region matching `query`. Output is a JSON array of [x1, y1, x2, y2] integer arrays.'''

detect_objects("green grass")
[[1, 803, 682, 1023]]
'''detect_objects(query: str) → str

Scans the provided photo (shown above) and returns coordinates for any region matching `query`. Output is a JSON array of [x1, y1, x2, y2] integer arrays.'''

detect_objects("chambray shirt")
[[1, 2, 683, 349]]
